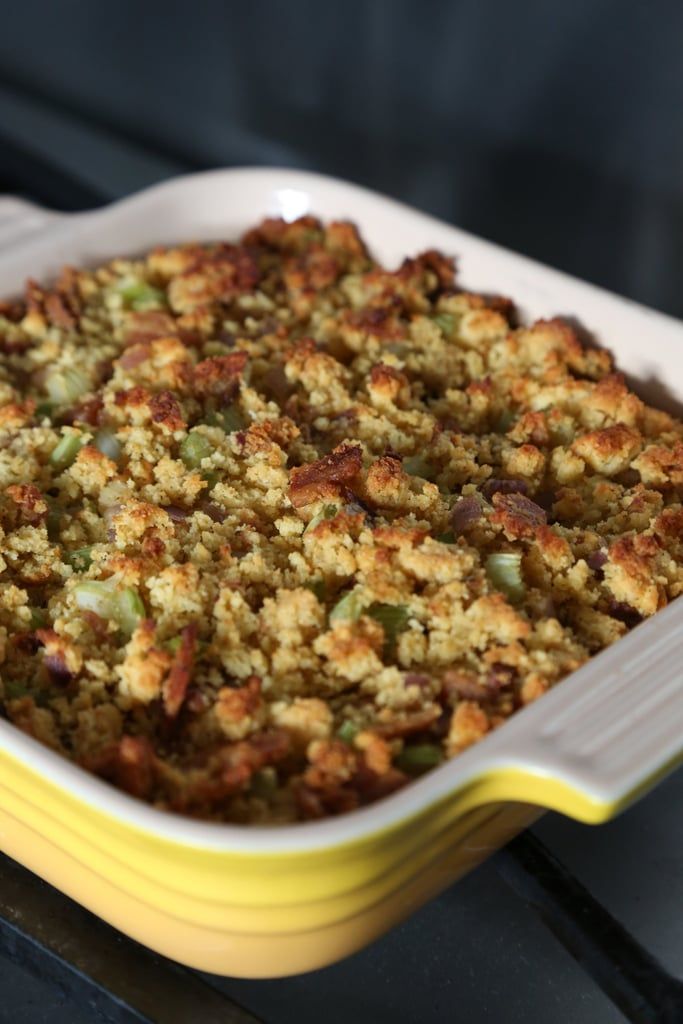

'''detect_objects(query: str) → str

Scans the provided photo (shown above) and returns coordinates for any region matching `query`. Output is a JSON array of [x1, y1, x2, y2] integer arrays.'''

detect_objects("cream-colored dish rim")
[[0, 167, 681, 855]]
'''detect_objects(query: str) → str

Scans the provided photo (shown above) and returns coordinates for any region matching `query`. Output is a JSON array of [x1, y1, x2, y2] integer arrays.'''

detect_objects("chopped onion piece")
[[94, 429, 121, 462], [74, 580, 116, 619], [45, 367, 89, 404], [74, 579, 145, 634], [329, 587, 365, 624], [485, 551, 525, 603]]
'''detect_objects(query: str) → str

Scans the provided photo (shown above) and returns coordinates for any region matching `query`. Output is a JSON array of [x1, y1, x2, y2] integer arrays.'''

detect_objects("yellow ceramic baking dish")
[[0, 169, 682, 978]]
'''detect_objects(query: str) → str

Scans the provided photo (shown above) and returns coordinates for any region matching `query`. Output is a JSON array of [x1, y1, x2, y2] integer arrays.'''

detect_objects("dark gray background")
[[1, 0, 683, 315]]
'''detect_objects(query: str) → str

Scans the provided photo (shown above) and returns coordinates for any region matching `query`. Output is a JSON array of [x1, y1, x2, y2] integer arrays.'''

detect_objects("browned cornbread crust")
[[1, 216, 682, 823]]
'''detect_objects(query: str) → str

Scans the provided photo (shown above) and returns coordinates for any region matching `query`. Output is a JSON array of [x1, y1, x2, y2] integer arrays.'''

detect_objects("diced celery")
[[485, 551, 525, 604], [305, 504, 338, 534], [115, 588, 146, 635], [50, 432, 84, 470], [337, 720, 359, 744], [115, 277, 166, 311], [396, 743, 443, 775], [207, 404, 246, 433], [3, 681, 29, 700], [180, 431, 213, 469], [367, 603, 410, 648], [28, 607, 47, 629], [66, 547, 93, 572], [304, 579, 327, 602], [403, 455, 437, 481], [431, 312, 456, 338], [329, 587, 365, 624], [251, 766, 278, 797], [34, 401, 56, 421]]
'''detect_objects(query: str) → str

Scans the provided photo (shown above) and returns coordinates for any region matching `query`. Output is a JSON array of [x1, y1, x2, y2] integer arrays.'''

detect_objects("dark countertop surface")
[[1, 766, 680, 1023]]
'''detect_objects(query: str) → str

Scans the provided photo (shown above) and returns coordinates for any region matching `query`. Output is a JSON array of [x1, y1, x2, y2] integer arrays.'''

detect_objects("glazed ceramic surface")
[[0, 170, 681, 976]]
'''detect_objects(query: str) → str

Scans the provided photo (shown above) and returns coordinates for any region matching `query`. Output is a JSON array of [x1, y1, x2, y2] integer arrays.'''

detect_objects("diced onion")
[[45, 367, 89, 404], [74, 579, 145, 634], [94, 429, 122, 462], [329, 587, 365, 624]]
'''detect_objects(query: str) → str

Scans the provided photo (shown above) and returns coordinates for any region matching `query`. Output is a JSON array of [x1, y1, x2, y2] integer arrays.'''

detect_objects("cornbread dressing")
[[0, 216, 681, 823]]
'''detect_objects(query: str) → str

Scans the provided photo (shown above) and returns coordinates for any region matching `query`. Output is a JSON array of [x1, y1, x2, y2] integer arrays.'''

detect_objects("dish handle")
[[477, 601, 683, 823], [0, 197, 63, 254]]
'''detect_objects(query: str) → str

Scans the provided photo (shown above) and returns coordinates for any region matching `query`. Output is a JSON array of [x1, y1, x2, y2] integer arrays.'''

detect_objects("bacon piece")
[[450, 495, 483, 535], [86, 735, 156, 799], [162, 622, 197, 718], [490, 491, 546, 539], [148, 389, 185, 431], [5, 483, 48, 525], [192, 352, 248, 398], [219, 728, 290, 792], [122, 310, 178, 347], [44, 292, 76, 330], [480, 477, 529, 502], [289, 442, 363, 507], [374, 707, 441, 739], [63, 395, 104, 427]]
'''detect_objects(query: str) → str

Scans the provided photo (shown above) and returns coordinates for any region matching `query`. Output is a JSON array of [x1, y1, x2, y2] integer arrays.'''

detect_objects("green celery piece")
[[67, 547, 93, 572], [115, 588, 146, 635], [50, 432, 84, 470], [116, 278, 166, 311], [431, 312, 456, 338], [337, 720, 359, 744], [485, 552, 525, 604], [28, 607, 47, 629], [4, 681, 30, 700], [367, 603, 410, 650], [403, 455, 437, 482], [304, 579, 327, 602], [305, 504, 338, 534], [180, 431, 213, 469], [396, 743, 444, 775], [251, 767, 278, 798]]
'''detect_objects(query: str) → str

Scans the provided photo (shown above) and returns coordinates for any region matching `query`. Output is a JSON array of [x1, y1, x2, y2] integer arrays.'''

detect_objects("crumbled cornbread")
[[1, 217, 682, 823]]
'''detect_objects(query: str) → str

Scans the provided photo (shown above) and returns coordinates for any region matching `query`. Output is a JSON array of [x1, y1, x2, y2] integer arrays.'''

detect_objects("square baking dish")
[[0, 168, 681, 978]]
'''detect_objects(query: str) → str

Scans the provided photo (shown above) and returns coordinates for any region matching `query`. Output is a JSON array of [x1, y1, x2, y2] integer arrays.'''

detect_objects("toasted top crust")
[[0, 215, 681, 823]]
